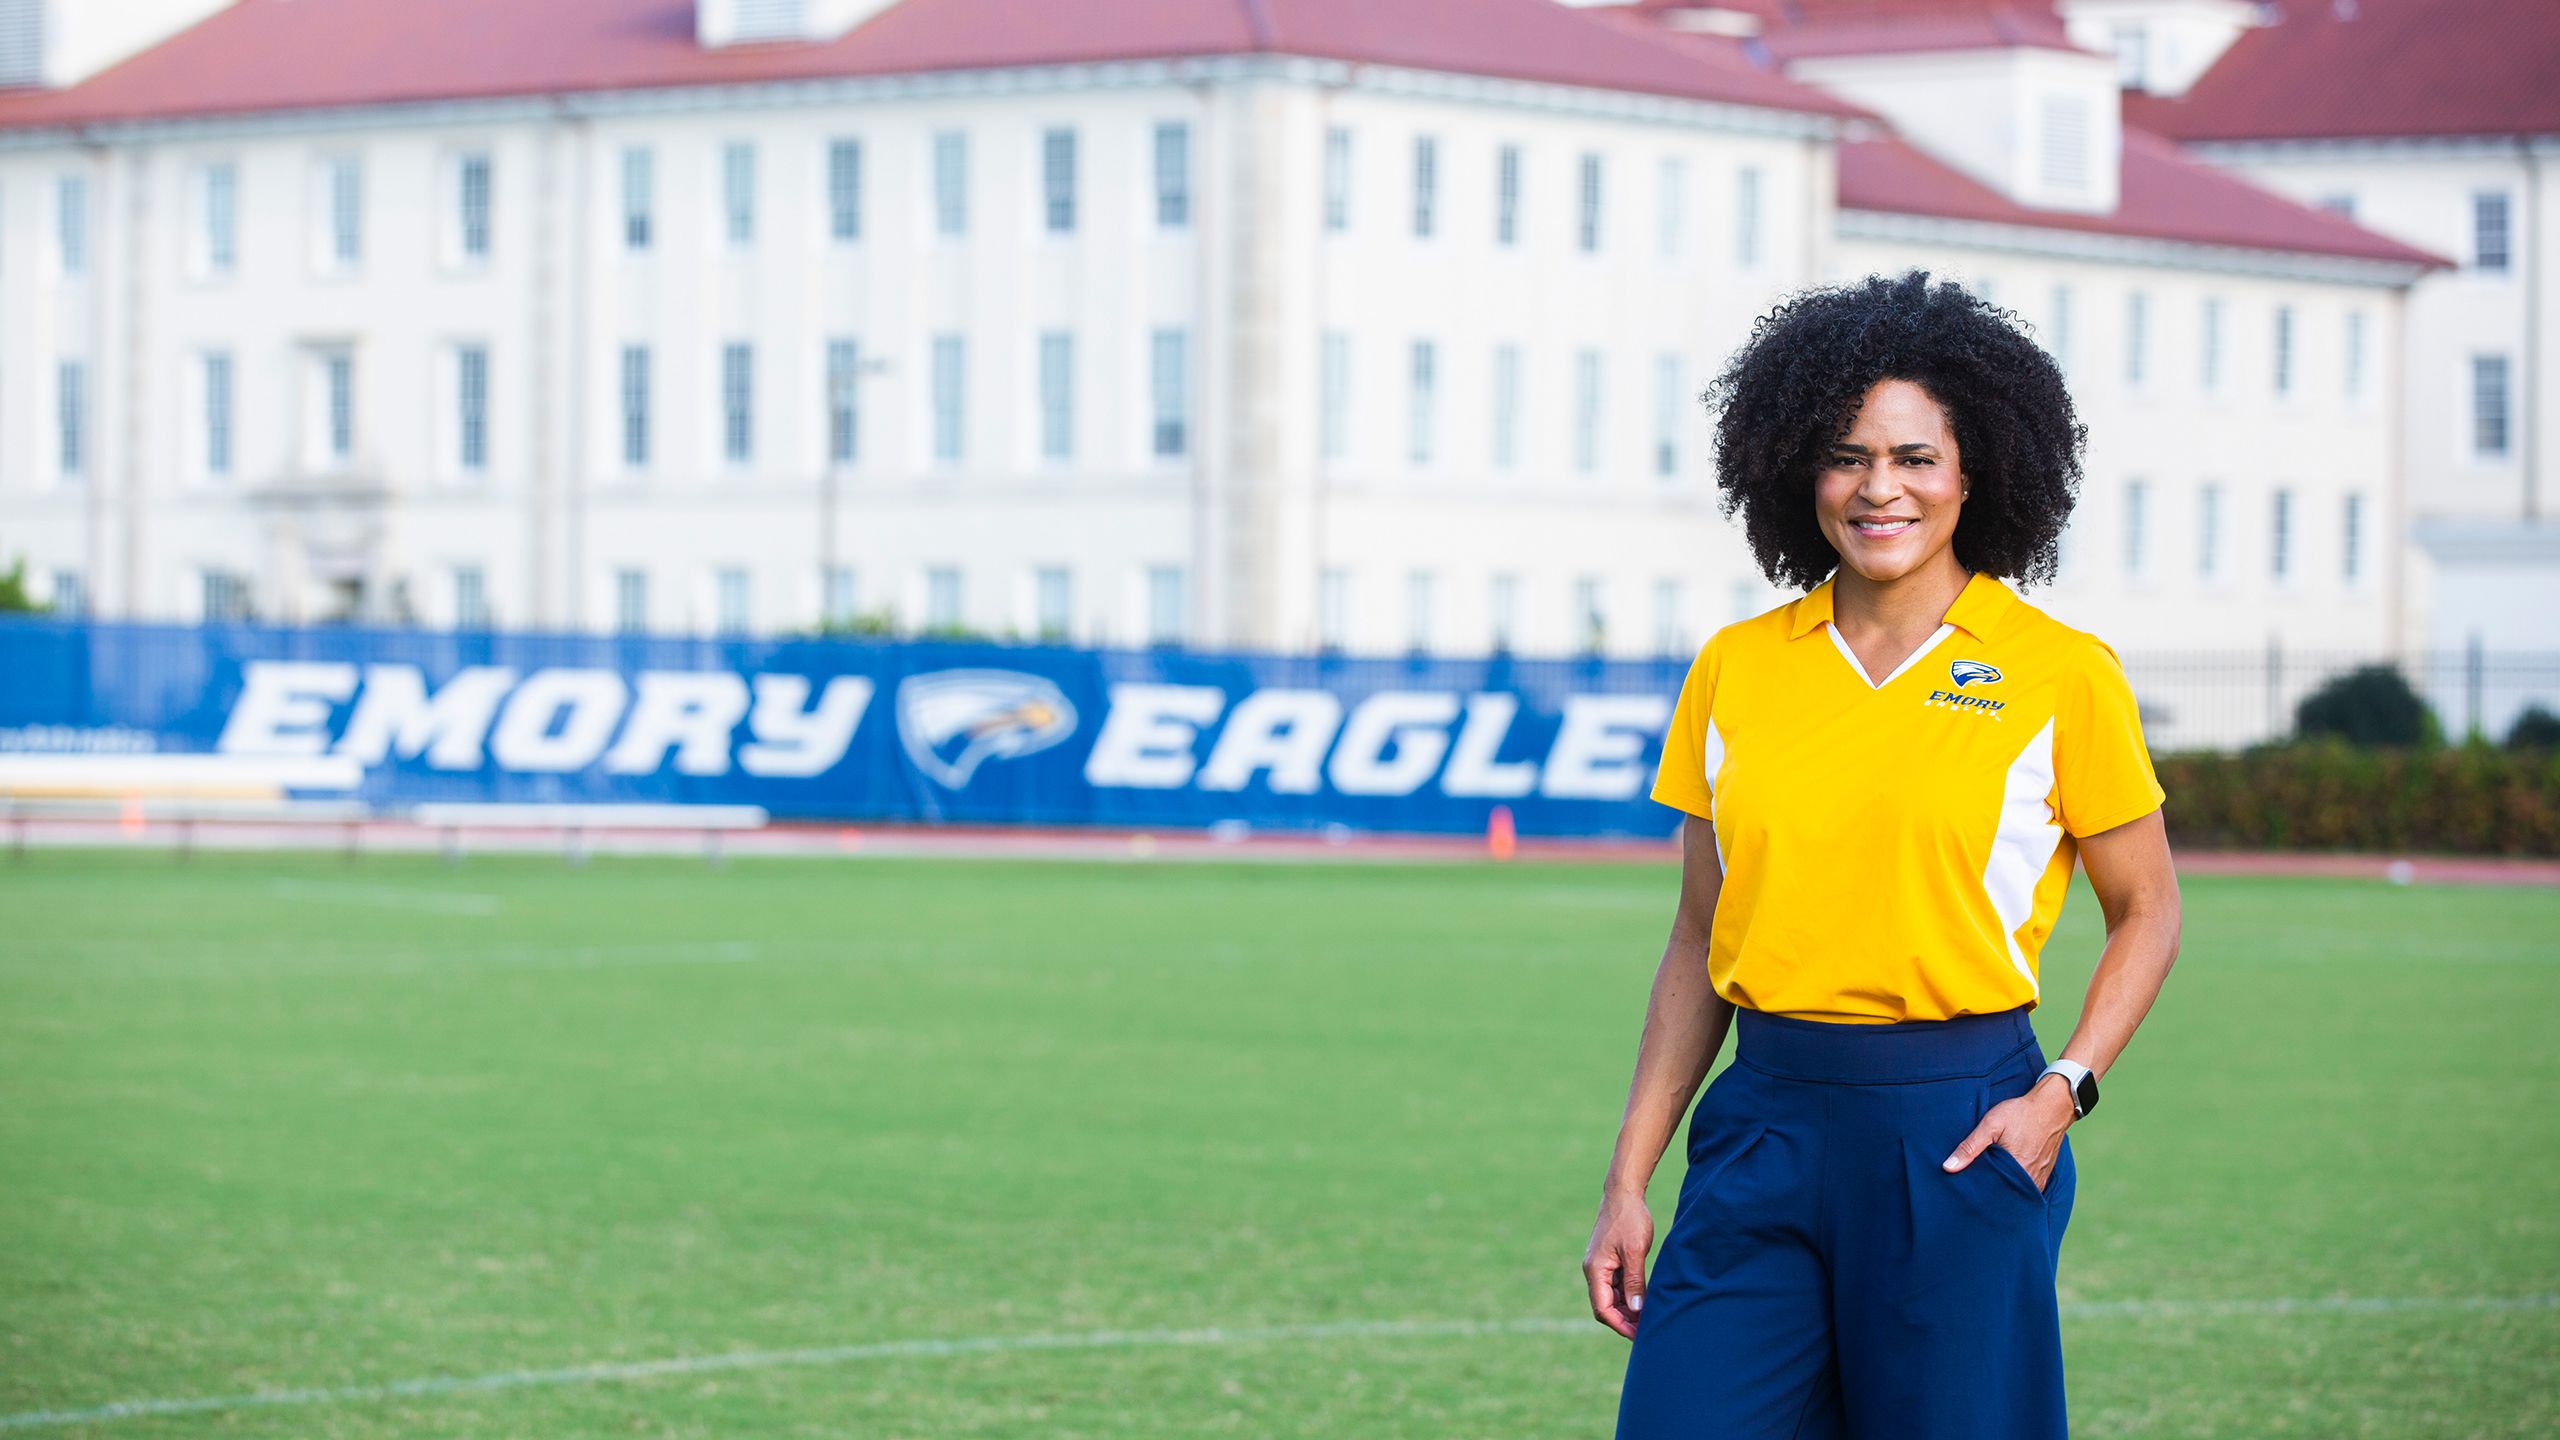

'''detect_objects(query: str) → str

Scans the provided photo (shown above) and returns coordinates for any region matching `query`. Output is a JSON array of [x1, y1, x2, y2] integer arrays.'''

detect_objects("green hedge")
[[2154, 738, 2560, 856]]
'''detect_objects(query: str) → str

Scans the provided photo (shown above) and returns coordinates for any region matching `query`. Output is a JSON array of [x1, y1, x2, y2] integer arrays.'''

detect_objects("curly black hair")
[[1701, 269, 2086, 592]]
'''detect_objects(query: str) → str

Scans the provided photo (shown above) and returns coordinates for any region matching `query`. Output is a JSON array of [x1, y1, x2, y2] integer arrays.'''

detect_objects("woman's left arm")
[[1942, 806, 2182, 1187]]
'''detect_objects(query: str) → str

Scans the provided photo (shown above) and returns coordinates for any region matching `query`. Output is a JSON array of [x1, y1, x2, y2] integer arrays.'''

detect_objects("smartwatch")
[[2037, 1058, 2098, 1119]]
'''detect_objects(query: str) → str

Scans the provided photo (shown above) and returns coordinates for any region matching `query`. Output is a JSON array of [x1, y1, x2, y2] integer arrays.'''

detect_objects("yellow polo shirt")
[[1651, 569, 2165, 1024]]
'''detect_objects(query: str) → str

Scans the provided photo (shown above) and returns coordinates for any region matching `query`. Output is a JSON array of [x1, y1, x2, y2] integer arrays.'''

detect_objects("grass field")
[[2, 850, 2554, 1438]]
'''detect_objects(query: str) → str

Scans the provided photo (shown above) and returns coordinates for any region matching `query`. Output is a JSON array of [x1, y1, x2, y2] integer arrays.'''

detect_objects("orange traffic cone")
[[1486, 804, 1517, 862]]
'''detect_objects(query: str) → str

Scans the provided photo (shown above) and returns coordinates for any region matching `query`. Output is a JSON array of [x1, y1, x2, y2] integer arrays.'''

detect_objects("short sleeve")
[[1650, 632, 1724, 821], [2054, 636, 2166, 838]]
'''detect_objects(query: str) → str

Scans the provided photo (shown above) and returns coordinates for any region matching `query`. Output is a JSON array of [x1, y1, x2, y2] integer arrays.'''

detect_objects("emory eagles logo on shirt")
[[1926, 660, 2007, 718]]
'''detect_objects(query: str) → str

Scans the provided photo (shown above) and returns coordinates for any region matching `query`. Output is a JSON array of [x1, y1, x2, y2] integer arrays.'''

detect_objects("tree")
[[2293, 663, 2432, 746]]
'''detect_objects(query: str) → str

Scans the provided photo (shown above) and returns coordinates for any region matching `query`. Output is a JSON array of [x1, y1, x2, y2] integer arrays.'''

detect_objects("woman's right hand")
[[1584, 1190, 1655, 1339]]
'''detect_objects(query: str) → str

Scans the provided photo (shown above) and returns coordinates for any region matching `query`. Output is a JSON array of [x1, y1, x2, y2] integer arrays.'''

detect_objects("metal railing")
[[2119, 644, 2560, 751]]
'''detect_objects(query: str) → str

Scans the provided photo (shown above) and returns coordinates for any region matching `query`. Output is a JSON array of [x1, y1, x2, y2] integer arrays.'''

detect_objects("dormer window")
[[698, 0, 894, 46], [731, 0, 806, 41]]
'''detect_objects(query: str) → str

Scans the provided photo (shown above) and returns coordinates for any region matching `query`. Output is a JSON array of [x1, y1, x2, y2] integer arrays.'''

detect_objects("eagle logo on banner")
[[895, 670, 1079, 789]]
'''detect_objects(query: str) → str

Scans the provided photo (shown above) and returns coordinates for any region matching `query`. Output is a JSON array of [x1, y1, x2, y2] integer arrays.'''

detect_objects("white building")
[[0, 0, 2461, 747], [2113, 0, 2560, 737]]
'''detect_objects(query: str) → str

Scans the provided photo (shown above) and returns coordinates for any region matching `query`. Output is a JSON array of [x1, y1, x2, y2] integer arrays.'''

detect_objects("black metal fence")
[[2119, 646, 2560, 751]]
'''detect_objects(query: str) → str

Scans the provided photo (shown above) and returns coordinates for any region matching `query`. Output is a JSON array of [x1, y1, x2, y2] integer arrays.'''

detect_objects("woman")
[[1589, 271, 2182, 1439]]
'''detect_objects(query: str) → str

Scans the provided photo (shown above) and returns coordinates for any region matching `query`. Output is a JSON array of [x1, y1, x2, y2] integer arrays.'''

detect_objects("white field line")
[[2, 1295, 2550, 1432], [268, 880, 502, 918], [14, 939, 763, 981]]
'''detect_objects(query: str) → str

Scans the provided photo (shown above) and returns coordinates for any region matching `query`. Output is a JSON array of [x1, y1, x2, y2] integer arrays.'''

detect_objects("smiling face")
[[1813, 377, 1970, 586]]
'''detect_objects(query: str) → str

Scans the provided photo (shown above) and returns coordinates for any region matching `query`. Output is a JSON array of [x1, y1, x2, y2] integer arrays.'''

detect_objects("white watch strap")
[[2040, 1058, 2093, 1115]]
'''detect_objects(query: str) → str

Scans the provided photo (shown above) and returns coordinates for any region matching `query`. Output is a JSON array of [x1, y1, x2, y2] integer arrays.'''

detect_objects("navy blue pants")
[[1615, 1005, 2076, 1439]]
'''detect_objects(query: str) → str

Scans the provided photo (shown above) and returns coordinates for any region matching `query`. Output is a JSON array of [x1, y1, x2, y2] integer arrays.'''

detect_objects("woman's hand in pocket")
[[1941, 1075, 2077, 1190]]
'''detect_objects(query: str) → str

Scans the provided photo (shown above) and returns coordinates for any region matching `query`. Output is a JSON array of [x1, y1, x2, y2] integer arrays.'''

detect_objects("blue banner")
[[0, 618, 1695, 839]]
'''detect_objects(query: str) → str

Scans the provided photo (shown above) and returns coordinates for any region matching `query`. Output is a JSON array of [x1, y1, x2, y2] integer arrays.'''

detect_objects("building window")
[[1323, 127, 1352, 232], [1735, 166, 1761, 267], [2048, 284, 2074, 376], [2200, 296, 2223, 393], [715, 567, 752, 636], [2125, 290, 2148, 388], [2474, 189, 2511, 272], [1320, 332, 1349, 462], [1317, 567, 1348, 652], [2270, 488, 2293, 581], [931, 334, 966, 464], [621, 146, 652, 250], [1653, 577, 1685, 656], [1146, 565, 1186, 647], [453, 151, 492, 262], [56, 174, 85, 277], [1492, 343, 1522, 471], [455, 344, 489, 475], [56, 359, 85, 479], [2111, 23, 2148, 87], [1038, 330, 1074, 462], [2038, 92, 2092, 192], [932, 131, 968, 237], [721, 140, 756, 247], [202, 352, 233, 480], [1658, 156, 1685, 261], [198, 162, 237, 276], [1153, 122, 1190, 229], [1654, 353, 1683, 478], [1577, 152, 1603, 253], [2273, 304, 2294, 397], [48, 569, 86, 617], [1489, 573, 1518, 653], [615, 568, 649, 634], [924, 566, 962, 630], [1151, 328, 1189, 459], [827, 138, 862, 241], [309, 348, 355, 467], [2123, 479, 2147, 576], [202, 570, 253, 624], [2345, 310, 2367, 401], [1496, 144, 1522, 247], [620, 344, 650, 469], [1034, 566, 1071, 639], [823, 566, 858, 626], [1408, 340, 1437, 465], [2197, 482, 2222, 581], [1041, 126, 1078, 235], [324, 155, 364, 269], [451, 566, 488, 630], [2472, 353, 2512, 457], [1574, 575, 1605, 654], [1405, 570, 1435, 654], [1574, 349, 1603, 474], [1412, 136, 1438, 239], [826, 337, 860, 465], [720, 341, 753, 465], [2342, 493, 2365, 584]]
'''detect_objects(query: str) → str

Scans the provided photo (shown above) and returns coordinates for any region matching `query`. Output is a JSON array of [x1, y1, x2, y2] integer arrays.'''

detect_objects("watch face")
[[2074, 1073, 2099, 1115]]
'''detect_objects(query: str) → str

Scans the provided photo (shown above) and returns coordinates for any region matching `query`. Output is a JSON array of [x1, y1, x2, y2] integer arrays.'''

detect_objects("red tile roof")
[[1836, 125, 2448, 267], [1757, 4, 2088, 62], [0, 0, 1859, 132], [2124, 0, 2560, 143]]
